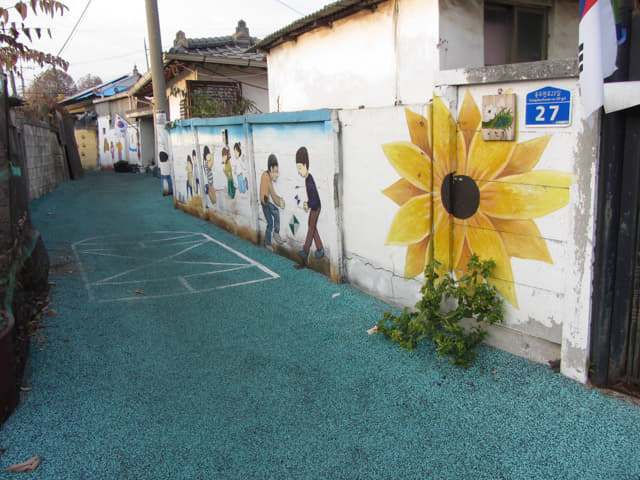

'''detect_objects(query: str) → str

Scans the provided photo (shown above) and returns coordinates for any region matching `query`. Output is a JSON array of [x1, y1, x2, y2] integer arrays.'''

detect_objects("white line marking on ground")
[[72, 231, 279, 302]]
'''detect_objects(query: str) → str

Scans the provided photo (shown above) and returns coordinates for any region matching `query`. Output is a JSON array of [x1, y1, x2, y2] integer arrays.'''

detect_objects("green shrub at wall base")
[[376, 254, 504, 368]]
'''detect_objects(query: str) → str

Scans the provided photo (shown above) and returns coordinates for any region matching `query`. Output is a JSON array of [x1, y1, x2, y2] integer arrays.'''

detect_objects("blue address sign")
[[525, 87, 572, 126]]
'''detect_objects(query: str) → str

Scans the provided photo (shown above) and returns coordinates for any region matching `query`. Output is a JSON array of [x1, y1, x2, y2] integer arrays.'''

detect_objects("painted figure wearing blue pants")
[[259, 154, 285, 250]]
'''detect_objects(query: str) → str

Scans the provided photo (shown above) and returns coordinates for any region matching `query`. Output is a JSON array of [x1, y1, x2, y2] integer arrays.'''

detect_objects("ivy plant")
[[376, 254, 504, 368]]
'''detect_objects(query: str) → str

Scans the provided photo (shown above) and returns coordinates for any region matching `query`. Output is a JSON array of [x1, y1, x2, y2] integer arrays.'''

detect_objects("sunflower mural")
[[382, 90, 573, 308]]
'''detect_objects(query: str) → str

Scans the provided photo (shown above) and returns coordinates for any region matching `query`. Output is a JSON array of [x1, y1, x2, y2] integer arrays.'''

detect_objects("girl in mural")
[[192, 149, 200, 195], [222, 146, 236, 199], [116, 141, 123, 161], [110, 141, 115, 161], [296, 146, 324, 262], [103, 138, 109, 153], [186, 155, 195, 201], [234, 142, 248, 194], [260, 154, 285, 251], [203, 145, 216, 204]]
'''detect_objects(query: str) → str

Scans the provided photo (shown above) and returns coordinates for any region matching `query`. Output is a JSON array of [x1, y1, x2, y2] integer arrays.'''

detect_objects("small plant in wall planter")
[[375, 254, 504, 368]]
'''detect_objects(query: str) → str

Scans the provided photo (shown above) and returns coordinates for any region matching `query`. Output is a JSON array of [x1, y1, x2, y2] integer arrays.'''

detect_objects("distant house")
[[61, 68, 146, 169], [130, 20, 268, 122]]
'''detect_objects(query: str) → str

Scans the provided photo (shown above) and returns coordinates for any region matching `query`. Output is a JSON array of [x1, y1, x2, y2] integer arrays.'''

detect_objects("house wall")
[[166, 66, 269, 122], [166, 111, 342, 281], [439, 0, 578, 70], [95, 97, 141, 168], [74, 128, 98, 169], [267, 0, 579, 110]]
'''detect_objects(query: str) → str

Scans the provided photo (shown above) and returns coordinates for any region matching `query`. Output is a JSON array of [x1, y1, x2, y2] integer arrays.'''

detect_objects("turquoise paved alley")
[[1, 172, 639, 479]]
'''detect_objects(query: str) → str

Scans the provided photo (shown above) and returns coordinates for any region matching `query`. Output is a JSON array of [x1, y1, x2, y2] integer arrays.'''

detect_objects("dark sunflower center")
[[441, 173, 480, 219]]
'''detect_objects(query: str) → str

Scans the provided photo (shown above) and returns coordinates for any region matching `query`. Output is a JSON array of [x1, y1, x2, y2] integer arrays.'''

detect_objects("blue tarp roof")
[[62, 73, 141, 103]]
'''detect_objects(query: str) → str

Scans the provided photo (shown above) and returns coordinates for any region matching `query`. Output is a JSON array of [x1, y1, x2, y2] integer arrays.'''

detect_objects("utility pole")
[[144, 0, 172, 194]]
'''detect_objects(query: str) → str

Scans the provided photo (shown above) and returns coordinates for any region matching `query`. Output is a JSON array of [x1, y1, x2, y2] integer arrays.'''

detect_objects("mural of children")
[[192, 149, 200, 195], [186, 155, 194, 201], [203, 145, 216, 204], [222, 146, 236, 199], [234, 142, 248, 194], [260, 154, 285, 251], [159, 151, 173, 196], [296, 146, 324, 262]]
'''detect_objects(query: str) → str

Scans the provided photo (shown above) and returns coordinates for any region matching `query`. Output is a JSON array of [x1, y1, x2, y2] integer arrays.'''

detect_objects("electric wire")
[[272, 0, 305, 16], [56, 0, 92, 57]]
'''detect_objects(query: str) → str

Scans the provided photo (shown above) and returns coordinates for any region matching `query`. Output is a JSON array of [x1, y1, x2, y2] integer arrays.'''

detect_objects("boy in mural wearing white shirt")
[[203, 145, 216, 204], [234, 142, 249, 194]]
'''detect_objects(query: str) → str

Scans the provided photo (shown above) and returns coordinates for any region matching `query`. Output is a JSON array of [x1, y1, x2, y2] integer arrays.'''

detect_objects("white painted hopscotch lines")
[[72, 231, 279, 302]]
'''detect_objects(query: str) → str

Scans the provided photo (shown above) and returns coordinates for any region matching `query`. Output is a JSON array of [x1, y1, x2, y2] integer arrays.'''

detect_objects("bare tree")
[[0, 1, 69, 74], [22, 67, 75, 121], [75, 73, 103, 92]]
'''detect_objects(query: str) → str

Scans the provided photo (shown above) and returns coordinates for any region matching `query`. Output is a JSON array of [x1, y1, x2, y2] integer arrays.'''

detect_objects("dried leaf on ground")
[[46, 309, 57, 317], [20, 386, 32, 392], [366, 326, 378, 335], [4, 455, 40, 472], [332, 293, 341, 298], [135, 289, 144, 295]]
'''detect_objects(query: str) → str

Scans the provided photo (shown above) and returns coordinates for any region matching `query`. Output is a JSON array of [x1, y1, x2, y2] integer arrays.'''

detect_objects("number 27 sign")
[[525, 87, 571, 127]]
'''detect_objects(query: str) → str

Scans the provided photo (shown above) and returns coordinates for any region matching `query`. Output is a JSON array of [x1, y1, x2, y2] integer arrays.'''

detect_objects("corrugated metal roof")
[[250, 0, 388, 52]]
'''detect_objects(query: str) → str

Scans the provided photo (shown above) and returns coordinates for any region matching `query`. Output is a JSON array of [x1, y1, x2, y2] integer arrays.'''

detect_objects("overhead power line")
[[272, 0, 305, 16], [56, 0, 92, 57]]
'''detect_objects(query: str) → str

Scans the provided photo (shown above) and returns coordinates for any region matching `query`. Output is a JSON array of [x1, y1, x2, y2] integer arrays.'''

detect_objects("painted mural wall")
[[166, 112, 341, 281], [339, 79, 598, 381], [97, 113, 141, 168]]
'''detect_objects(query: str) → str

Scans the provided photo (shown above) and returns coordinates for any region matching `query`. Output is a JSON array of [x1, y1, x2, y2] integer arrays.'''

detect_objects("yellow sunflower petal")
[[500, 135, 552, 178], [491, 218, 553, 263], [480, 170, 573, 220], [382, 141, 433, 191], [404, 237, 430, 278], [455, 239, 473, 274], [466, 132, 516, 182], [452, 219, 467, 273], [466, 212, 518, 308], [432, 197, 452, 271], [382, 178, 428, 206], [458, 90, 481, 152], [457, 130, 467, 176], [405, 108, 431, 156], [432, 95, 457, 181], [386, 194, 432, 245]]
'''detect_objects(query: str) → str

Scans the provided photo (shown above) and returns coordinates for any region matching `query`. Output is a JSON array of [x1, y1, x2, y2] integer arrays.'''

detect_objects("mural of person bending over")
[[159, 151, 173, 196], [259, 154, 285, 251], [203, 145, 216, 204], [296, 146, 324, 263], [222, 146, 236, 199]]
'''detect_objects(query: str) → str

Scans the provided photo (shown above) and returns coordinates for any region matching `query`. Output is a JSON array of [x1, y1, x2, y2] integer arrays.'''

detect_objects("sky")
[[13, 0, 331, 92]]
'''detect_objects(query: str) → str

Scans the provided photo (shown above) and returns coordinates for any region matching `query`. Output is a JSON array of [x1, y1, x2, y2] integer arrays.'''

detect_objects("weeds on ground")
[[376, 254, 504, 368]]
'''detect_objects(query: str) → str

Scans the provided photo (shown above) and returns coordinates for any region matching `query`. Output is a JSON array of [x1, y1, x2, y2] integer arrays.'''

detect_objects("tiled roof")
[[168, 39, 265, 61], [167, 21, 265, 62]]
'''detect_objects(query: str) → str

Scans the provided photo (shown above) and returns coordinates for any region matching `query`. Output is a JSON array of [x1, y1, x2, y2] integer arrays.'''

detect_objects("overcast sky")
[[15, 0, 330, 91]]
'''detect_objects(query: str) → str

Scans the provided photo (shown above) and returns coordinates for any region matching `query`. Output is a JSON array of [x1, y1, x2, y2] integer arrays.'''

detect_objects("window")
[[184, 80, 242, 119], [484, 2, 548, 66]]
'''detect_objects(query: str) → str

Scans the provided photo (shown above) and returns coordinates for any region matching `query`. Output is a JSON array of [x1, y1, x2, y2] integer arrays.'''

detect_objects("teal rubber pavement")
[[1, 172, 639, 479]]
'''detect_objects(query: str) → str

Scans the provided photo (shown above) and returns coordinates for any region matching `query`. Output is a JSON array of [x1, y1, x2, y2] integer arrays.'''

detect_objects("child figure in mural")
[[159, 151, 173, 196], [296, 146, 324, 263], [192, 149, 200, 195], [116, 141, 123, 161], [259, 154, 285, 251], [222, 146, 236, 199], [234, 142, 249, 194], [186, 155, 195, 201], [203, 145, 216, 204]]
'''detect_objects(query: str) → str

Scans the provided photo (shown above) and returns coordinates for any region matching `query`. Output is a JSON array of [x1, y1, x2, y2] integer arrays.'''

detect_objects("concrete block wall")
[[22, 122, 69, 201]]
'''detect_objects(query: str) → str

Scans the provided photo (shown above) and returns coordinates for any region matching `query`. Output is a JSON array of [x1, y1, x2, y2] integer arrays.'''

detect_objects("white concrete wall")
[[267, 0, 579, 111], [338, 78, 597, 382]]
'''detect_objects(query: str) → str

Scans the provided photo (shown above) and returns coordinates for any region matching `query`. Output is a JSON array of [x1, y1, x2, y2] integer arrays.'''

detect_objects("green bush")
[[376, 254, 504, 368]]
